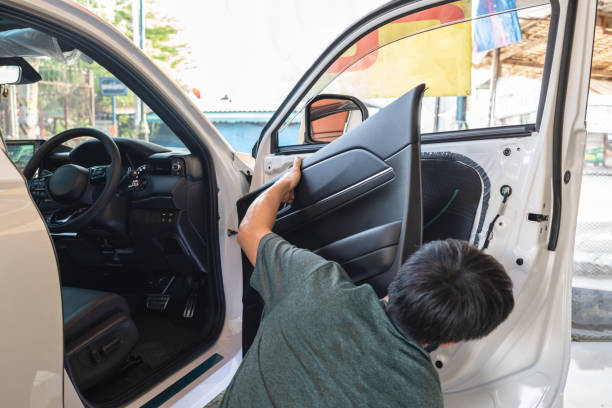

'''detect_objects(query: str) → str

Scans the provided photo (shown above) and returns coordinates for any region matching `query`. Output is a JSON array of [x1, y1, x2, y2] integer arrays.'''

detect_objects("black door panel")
[[238, 85, 425, 354], [290, 148, 392, 209], [275, 164, 395, 234], [314, 221, 401, 282]]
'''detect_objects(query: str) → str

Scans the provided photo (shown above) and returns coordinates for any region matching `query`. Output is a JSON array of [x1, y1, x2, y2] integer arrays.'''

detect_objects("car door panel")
[[274, 159, 395, 234], [314, 221, 401, 281], [287, 148, 393, 209], [237, 84, 425, 353]]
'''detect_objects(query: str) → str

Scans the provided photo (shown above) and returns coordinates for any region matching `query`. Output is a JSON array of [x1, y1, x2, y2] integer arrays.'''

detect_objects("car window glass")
[[277, 0, 551, 147], [0, 40, 186, 156]]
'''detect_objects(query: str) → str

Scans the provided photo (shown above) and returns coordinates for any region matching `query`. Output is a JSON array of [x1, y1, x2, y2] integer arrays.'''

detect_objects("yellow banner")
[[324, 1, 471, 98]]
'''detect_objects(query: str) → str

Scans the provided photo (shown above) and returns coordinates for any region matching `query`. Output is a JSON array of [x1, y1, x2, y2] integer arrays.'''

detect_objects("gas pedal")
[[183, 293, 197, 319], [146, 294, 170, 311]]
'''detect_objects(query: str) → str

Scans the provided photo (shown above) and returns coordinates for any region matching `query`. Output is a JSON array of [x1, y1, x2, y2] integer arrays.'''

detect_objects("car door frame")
[[0, 133, 64, 408], [248, 0, 596, 406], [0, 0, 250, 406]]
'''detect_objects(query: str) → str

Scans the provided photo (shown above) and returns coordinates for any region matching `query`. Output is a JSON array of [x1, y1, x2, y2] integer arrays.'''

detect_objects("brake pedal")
[[145, 276, 175, 311], [146, 294, 170, 311], [183, 293, 197, 319]]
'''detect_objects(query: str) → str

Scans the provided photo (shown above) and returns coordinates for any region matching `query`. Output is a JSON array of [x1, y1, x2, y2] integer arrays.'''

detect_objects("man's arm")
[[237, 156, 302, 265]]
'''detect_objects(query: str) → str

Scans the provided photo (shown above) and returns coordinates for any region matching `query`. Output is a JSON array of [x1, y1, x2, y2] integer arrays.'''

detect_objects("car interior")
[[31, 135, 223, 404], [45, 137, 222, 404], [0, 23, 224, 406]]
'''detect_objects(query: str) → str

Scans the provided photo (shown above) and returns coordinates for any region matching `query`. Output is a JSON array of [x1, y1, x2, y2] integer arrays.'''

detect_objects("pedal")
[[146, 294, 170, 311], [183, 293, 197, 319]]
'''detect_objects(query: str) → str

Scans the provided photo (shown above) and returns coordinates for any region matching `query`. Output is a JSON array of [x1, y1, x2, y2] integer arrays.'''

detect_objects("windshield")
[[0, 28, 185, 149]]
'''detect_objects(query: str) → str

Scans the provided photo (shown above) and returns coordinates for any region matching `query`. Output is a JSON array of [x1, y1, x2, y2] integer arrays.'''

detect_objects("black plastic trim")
[[313, 221, 401, 263], [274, 124, 535, 155], [273, 143, 328, 155], [421, 124, 535, 144], [275, 167, 395, 233], [548, 0, 577, 251], [0, 5, 227, 407], [536, 0, 560, 129]]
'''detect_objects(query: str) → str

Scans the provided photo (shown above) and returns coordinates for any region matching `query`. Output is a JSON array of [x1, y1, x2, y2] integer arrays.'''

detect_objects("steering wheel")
[[23, 128, 122, 233]]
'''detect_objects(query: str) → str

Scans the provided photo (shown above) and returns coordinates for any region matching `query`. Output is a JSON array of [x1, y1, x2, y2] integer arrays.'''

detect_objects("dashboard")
[[42, 137, 203, 199], [37, 138, 207, 245], [41, 137, 210, 277]]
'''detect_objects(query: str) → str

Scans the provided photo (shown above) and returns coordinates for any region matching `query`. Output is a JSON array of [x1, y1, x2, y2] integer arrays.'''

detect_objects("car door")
[[241, 0, 595, 406], [0, 1, 250, 406], [0, 128, 64, 406], [238, 84, 425, 352]]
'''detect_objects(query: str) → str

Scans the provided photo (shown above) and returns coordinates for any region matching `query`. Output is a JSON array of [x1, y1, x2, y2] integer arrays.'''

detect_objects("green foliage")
[[21, 0, 192, 139], [74, 0, 189, 75]]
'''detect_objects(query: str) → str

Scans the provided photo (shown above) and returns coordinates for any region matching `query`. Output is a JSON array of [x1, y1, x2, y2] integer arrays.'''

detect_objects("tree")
[[1, 0, 190, 141], [78, 0, 192, 81]]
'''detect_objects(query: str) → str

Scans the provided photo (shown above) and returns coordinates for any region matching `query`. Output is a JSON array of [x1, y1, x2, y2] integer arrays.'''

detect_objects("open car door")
[[237, 85, 425, 352], [239, 0, 596, 406]]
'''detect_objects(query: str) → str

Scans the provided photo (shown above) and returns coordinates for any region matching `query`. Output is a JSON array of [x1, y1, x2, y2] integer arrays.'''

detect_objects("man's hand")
[[276, 156, 303, 205], [238, 157, 302, 265]]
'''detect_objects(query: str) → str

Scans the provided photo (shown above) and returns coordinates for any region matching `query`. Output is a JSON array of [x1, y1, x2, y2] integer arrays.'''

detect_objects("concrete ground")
[[566, 169, 612, 407], [564, 341, 612, 408]]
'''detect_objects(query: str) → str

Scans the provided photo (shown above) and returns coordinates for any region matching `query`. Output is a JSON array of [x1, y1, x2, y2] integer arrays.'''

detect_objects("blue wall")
[[148, 113, 301, 153]]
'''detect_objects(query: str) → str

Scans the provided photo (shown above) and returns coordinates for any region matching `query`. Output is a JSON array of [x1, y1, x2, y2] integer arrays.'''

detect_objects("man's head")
[[386, 239, 514, 346]]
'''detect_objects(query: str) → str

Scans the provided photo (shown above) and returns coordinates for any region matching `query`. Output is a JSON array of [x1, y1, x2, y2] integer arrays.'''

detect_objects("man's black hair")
[[386, 239, 514, 345]]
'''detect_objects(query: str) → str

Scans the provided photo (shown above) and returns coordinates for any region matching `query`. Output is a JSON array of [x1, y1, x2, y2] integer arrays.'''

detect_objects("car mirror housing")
[[305, 94, 369, 143]]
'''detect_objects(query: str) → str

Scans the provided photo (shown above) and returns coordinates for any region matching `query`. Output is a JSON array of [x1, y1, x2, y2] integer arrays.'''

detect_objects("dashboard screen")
[[7, 142, 35, 171]]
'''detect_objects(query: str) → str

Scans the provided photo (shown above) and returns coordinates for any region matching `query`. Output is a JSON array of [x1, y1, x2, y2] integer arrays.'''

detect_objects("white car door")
[[245, 0, 596, 406], [0, 133, 63, 405], [0, 1, 249, 407]]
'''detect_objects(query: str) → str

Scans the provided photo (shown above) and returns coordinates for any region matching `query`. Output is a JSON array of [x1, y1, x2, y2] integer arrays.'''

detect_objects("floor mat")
[[84, 315, 201, 403], [132, 316, 201, 368]]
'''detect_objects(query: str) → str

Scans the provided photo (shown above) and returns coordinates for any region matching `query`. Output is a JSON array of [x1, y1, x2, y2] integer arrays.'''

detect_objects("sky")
[[153, 0, 389, 110]]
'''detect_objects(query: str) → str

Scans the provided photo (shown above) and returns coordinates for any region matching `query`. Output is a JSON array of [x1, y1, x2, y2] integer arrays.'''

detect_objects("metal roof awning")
[[474, 7, 612, 94]]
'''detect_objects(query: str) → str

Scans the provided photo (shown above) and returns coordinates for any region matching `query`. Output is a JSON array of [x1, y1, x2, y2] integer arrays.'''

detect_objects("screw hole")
[[516, 258, 524, 266], [435, 360, 443, 369]]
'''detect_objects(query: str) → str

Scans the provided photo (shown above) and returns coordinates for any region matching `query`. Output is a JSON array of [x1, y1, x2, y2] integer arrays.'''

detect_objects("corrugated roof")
[[475, 4, 612, 94]]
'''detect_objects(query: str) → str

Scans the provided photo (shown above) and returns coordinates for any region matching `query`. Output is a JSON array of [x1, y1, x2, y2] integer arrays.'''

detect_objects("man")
[[221, 157, 514, 407]]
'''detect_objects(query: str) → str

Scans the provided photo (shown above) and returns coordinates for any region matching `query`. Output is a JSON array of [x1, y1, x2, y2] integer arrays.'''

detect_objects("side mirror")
[[0, 65, 21, 85], [305, 94, 368, 143]]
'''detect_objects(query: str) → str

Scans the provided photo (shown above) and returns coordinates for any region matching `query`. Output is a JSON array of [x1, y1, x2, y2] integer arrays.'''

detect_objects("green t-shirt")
[[221, 233, 443, 407]]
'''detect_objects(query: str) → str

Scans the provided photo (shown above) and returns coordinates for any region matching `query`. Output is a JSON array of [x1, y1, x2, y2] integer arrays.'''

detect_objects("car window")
[[0, 35, 185, 158], [276, 0, 552, 147]]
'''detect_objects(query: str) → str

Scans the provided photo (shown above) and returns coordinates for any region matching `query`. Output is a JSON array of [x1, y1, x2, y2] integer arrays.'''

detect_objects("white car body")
[[0, 0, 595, 406]]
